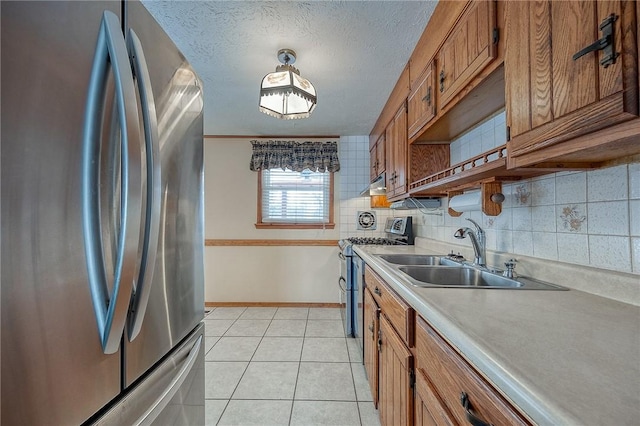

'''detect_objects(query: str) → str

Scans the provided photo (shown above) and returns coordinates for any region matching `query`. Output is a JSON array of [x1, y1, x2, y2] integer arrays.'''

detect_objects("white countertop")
[[354, 244, 640, 426]]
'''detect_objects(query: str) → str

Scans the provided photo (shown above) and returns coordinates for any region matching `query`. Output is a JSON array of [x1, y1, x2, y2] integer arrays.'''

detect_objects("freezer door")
[[123, 0, 205, 387], [1, 2, 125, 425], [93, 323, 205, 425]]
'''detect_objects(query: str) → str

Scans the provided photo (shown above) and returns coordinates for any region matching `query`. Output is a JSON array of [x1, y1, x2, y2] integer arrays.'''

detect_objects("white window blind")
[[261, 168, 330, 223]]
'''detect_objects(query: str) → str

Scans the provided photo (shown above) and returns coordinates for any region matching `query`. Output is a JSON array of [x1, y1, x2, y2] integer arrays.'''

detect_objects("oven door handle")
[[338, 277, 347, 292]]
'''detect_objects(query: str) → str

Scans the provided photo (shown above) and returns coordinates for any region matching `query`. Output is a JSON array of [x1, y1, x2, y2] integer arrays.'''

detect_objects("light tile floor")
[[204, 306, 381, 426]]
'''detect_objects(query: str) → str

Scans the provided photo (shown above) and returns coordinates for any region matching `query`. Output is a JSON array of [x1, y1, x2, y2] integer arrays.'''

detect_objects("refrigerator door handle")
[[126, 29, 162, 341], [135, 335, 203, 425], [81, 11, 143, 355]]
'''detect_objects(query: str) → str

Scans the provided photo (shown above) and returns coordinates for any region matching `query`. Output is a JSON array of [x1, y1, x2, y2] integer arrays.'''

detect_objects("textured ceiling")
[[141, 1, 437, 137]]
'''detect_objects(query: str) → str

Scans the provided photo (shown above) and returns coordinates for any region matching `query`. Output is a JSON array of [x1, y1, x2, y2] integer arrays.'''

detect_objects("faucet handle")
[[503, 259, 517, 278]]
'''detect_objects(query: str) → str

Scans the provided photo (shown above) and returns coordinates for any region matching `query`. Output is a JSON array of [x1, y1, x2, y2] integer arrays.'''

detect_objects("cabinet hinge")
[[492, 28, 499, 45], [409, 368, 416, 390], [506, 125, 511, 142]]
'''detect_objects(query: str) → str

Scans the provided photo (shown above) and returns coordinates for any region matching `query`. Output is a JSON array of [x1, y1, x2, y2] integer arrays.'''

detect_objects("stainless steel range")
[[338, 217, 414, 348]]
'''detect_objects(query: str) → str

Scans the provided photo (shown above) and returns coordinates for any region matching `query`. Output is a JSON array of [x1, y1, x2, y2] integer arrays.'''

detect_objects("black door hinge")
[[492, 28, 499, 45], [409, 369, 416, 390]]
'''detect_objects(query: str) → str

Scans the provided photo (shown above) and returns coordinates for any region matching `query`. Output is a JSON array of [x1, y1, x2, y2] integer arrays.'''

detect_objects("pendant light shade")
[[259, 49, 317, 119]]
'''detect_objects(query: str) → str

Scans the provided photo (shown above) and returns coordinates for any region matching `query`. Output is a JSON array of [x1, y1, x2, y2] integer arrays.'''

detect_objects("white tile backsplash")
[[587, 165, 628, 202], [587, 201, 629, 236], [588, 235, 631, 272], [338, 114, 639, 285]]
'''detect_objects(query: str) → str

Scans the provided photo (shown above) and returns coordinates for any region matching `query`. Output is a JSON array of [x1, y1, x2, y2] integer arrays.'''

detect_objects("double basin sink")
[[377, 254, 565, 290]]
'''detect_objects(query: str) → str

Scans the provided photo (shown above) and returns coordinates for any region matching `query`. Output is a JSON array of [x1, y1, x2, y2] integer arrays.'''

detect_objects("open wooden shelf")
[[409, 145, 547, 196]]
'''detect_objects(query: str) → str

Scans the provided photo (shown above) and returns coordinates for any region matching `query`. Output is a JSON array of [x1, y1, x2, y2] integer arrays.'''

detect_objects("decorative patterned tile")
[[513, 183, 531, 206], [557, 204, 587, 233]]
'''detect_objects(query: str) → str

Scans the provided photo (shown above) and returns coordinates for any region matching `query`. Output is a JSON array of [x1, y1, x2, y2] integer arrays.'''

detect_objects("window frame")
[[256, 168, 335, 229]]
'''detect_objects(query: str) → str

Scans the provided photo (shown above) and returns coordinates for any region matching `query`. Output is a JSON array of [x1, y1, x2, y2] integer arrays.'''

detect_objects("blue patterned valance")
[[249, 140, 340, 172]]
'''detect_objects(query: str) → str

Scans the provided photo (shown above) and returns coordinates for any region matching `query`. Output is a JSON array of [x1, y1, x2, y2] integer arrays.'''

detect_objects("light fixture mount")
[[259, 48, 317, 120]]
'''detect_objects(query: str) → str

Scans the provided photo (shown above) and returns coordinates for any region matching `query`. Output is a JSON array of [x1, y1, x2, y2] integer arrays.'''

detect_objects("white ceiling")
[[141, 1, 438, 137]]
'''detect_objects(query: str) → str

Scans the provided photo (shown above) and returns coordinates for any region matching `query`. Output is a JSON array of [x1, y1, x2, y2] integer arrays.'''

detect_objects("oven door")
[[338, 250, 352, 336], [353, 252, 364, 356]]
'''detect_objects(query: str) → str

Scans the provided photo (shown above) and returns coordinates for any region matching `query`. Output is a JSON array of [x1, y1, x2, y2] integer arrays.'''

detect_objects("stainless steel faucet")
[[454, 218, 486, 267]]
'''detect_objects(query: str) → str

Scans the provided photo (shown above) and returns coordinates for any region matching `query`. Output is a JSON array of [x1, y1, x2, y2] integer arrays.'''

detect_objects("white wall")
[[203, 137, 341, 303]]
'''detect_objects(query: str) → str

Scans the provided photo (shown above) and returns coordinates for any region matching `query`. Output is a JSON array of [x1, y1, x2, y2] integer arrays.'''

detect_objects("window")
[[256, 168, 334, 229]]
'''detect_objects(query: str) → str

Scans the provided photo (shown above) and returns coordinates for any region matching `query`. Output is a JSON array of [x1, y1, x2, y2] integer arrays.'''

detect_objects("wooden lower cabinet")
[[415, 315, 531, 426], [415, 370, 456, 426], [379, 314, 414, 426], [363, 287, 380, 407]]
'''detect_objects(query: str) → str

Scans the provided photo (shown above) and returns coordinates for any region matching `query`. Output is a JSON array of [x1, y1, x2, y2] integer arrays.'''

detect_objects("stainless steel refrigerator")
[[1, 1, 205, 424]]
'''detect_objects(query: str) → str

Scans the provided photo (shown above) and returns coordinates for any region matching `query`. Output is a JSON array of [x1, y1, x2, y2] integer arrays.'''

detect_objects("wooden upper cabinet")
[[370, 134, 386, 182], [437, 0, 498, 111], [505, 0, 639, 169], [408, 62, 436, 140], [386, 102, 409, 199]]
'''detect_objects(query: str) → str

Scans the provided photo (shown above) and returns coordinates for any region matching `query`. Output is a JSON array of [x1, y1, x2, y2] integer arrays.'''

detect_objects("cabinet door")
[[370, 134, 386, 181], [438, 0, 497, 110], [415, 316, 530, 426], [379, 315, 414, 426], [370, 143, 379, 182], [386, 103, 408, 199], [376, 135, 386, 176], [363, 288, 380, 407], [505, 0, 639, 168], [408, 62, 436, 139], [415, 370, 456, 426]]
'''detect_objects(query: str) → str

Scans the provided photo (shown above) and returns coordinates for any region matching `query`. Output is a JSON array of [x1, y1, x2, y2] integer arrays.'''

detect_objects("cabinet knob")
[[374, 287, 382, 296]]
